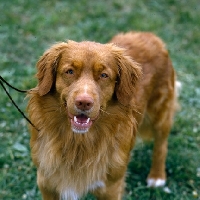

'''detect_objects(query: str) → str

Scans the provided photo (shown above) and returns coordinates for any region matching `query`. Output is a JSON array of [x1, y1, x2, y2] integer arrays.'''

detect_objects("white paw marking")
[[147, 178, 166, 187]]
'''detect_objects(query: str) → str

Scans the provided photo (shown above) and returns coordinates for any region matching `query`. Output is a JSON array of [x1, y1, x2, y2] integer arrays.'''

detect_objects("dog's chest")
[[41, 160, 107, 199], [61, 181, 105, 200], [36, 136, 109, 198], [35, 123, 127, 198]]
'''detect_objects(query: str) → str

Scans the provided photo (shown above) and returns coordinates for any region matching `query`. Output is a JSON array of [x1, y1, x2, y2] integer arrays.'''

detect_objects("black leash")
[[0, 76, 27, 93], [0, 75, 39, 131]]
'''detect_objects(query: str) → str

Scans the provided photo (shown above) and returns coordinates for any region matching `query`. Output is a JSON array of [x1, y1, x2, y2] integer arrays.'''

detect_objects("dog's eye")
[[100, 73, 108, 78], [66, 69, 74, 75]]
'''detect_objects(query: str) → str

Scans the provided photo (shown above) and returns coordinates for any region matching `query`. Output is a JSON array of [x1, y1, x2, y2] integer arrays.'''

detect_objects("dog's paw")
[[147, 178, 166, 187]]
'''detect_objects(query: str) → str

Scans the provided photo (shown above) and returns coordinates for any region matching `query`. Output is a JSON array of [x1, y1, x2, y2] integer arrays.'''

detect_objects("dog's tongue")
[[71, 114, 92, 134], [76, 114, 90, 123]]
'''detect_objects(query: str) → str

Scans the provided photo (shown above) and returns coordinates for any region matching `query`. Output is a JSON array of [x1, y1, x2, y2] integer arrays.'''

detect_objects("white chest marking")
[[61, 190, 79, 200], [89, 181, 105, 191], [60, 181, 105, 200]]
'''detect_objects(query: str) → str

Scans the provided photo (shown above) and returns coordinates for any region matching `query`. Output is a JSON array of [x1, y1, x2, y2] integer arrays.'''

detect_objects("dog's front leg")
[[39, 185, 59, 200], [92, 177, 125, 200], [37, 171, 59, 200]]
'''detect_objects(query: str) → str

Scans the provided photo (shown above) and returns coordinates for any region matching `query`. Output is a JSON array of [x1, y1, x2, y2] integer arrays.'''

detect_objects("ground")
[[0, 0, 199, 199]]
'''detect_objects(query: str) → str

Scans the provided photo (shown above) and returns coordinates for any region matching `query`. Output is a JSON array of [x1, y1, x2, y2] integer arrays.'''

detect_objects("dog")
[[27, 31, 177, 199]]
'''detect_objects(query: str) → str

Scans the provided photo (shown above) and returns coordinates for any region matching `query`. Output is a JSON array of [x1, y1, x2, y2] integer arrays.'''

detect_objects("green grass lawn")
[[0, 0, 199, 199]]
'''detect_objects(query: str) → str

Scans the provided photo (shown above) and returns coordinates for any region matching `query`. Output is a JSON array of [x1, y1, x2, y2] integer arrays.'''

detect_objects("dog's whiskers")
[[132, 107, 142, 115], [100, 108, 111, 115]]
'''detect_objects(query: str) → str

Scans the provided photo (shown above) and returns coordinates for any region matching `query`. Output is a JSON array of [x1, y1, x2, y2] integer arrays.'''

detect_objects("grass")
[[0, 0, 199, 199]]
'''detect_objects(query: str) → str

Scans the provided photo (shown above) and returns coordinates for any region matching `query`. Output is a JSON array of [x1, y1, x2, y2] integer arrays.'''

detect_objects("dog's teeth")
[[86, 118, 90, 123], [74, 116, 78, 122]]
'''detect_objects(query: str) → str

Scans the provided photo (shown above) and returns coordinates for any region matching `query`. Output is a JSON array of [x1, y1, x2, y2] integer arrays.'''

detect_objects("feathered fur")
[[27, 31, 177, 199]]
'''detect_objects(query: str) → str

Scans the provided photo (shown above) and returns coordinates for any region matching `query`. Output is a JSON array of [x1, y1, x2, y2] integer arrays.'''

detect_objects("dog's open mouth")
[[70, 114, 93, 134]]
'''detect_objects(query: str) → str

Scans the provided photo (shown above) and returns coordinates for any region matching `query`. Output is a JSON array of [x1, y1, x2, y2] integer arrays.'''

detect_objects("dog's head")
[[36, 41, 141, 133]]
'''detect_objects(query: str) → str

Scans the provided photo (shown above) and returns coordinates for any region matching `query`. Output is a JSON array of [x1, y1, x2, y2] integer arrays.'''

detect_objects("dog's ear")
[[36, 43, 68, 96], [111, 45, 142, 106]]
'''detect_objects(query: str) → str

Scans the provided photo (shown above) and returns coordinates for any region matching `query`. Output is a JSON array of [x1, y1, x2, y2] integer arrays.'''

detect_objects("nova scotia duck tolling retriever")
[[27, 31, 178, 200]]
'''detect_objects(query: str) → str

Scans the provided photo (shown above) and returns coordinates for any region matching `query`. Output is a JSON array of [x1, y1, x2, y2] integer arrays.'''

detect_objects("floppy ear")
[[112, 46, 142, 106], [36, 42, 68, 96]]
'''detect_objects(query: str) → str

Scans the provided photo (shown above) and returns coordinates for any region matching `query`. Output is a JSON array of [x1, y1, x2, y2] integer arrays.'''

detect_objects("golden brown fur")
[[27, 31, 177, 199]]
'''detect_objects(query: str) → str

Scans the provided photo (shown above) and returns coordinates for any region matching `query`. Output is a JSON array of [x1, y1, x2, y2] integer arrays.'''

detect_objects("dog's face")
[[36, 41, 141, 133]]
